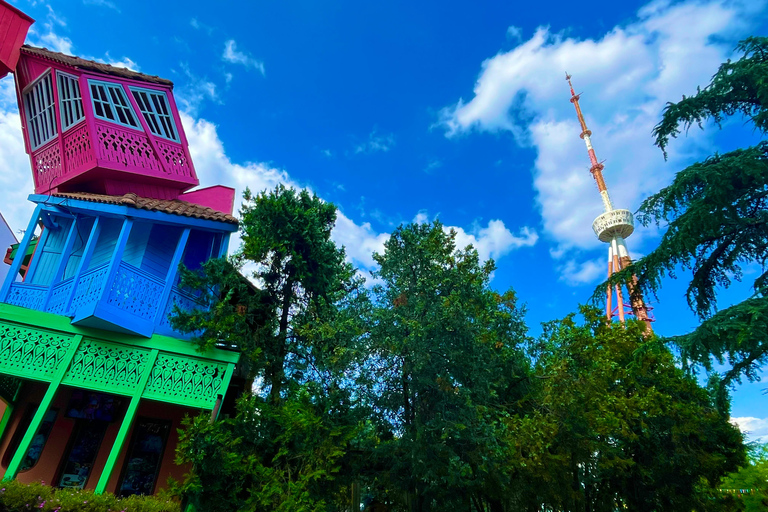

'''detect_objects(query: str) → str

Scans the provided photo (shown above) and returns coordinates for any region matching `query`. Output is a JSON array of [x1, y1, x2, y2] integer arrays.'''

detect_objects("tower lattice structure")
[[565, 74, 653, 334]]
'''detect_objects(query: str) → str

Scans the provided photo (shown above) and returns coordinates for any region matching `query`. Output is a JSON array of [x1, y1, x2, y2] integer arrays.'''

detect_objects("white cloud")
[[558, 258, 605, 286], [26, 6, 73, 54], [0, 21, 535, 285], [452, 222, 538, 262], [222, 40, 265, 76], [424, 159, 442, 174], [354, 129, 395, 155], [190, 17, 214, 35], [506, 26, 523, 42], [176, 63, 220, 115], [0, 78, 36, 239], [83, 0, 120, 12], [731, 416, 768, 442], [79, 53, 140, 72], [439, 0, 766, 278], [183, 113, 537, 274]]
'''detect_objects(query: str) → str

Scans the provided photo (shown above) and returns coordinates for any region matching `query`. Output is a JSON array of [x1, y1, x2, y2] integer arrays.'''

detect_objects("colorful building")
[[0, 0, 242, 496]]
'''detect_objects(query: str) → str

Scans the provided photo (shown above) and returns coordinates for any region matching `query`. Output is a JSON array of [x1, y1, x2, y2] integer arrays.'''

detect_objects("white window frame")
[[56, 71, 85, 132], [88, 79, 141, 130], [23, 70, 58, 150], [129, 87, 180, 142]]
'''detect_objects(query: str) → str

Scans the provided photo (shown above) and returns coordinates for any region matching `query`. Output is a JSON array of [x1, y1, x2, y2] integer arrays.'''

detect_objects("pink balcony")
[[16, 46, 199, 200]]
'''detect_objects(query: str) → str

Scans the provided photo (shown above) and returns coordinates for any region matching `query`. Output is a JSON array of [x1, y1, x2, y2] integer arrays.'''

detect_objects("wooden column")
[[94, 348, 159, 494], [0, 205, 41, 300], [63, 216, 101, 315], [0, 383, 20, 445], [3, 335, 82, 481], [153, 228, 190, 327], [98, 218, 133, 303], [42, 215, 80, 310]]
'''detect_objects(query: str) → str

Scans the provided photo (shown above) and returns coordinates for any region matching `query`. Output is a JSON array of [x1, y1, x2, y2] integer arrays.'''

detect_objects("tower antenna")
[[565, 73, 653, 334]]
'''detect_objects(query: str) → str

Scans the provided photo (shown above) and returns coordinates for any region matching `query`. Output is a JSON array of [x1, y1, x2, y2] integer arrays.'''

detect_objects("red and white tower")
[[565, 73, 653, 334]]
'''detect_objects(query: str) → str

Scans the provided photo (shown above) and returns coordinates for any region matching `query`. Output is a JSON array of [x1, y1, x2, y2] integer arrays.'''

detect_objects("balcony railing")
[[31, 120, 196, 194], [3, 261, 205, 339]]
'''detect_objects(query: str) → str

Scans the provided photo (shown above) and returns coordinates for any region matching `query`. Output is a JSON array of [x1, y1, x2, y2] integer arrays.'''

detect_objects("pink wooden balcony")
[[17, 46, 199, 199]]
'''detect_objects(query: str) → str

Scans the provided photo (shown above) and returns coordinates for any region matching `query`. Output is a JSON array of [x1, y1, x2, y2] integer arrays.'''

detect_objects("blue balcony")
[[1, 194, 236, 338]]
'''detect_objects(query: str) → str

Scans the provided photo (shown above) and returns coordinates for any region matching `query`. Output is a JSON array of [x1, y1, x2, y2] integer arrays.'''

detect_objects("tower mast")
[[565, 73, 653, 334]]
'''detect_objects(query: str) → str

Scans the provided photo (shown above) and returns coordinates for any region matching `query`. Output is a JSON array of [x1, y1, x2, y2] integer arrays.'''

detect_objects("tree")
[[609, 37, 768, 393], [361, 222, 531, 511], [719, 443, 768, 511], [521, 308, 746, 512], [172, 185, 368, 510]]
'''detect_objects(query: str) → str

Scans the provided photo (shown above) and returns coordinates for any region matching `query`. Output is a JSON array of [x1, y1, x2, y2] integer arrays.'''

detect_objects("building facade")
[[0, 0, 242, 496]]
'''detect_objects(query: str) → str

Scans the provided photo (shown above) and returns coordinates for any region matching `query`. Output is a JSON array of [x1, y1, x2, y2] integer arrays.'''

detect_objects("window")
[[23, 72, 57, 149], [89, 80, 139, 129], [57, 72, 85, 131], [2, 405, 58, 472], [117, 418, 171, 496], [130, 88, 179, 142], [57, 420, 108, 489]]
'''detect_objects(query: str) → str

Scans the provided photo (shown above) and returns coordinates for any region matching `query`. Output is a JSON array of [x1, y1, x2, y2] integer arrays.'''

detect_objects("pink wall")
[[0, 0, 33, 79], [179, 185, 236, 215]]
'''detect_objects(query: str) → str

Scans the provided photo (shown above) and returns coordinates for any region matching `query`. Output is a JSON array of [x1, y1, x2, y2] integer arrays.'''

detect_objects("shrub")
[[0, 480, 180, 512]]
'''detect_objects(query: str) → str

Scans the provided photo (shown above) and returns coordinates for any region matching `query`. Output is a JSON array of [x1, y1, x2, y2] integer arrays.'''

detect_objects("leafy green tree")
[[609, 37, 768, 392], [521, 308, 746, 512], [172, 185, 368, 510], [719, 443, 768, 511], [361, 222, 531, 511]]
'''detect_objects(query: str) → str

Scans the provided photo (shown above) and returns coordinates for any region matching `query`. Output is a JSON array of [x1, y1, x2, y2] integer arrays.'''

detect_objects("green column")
[[3, 335, 82, 481], [94, 349, 159, 494], [0, 402, 15, 447]]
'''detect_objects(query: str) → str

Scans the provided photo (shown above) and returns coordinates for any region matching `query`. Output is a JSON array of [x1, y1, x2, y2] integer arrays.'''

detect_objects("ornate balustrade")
[[31, 139, 63, 192], [94, 121, 194, 180], [6, 282, 47, 310], [62, 122, 95, 177], [70, 263, 110, 314], [2, 261, 209, 338], [158, 286, 204, 334], [46, 278, 74, 315], [105, 262, 165, 321], [0, 315, 236, 409], [30, 120, 195, 194]]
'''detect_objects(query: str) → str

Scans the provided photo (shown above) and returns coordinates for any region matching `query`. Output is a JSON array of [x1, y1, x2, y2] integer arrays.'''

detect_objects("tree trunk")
[[269, 273, 294, 404]]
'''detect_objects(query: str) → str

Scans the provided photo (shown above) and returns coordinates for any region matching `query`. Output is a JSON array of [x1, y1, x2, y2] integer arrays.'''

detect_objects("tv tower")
[[565, 73, 653, 334]]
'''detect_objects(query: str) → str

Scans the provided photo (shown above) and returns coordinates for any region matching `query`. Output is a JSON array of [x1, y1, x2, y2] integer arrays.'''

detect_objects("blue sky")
[[0, 0, 766, 438]]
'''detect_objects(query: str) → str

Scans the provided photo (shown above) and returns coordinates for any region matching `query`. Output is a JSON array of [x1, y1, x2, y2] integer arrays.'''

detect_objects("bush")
[[0, 480, 180, 512]]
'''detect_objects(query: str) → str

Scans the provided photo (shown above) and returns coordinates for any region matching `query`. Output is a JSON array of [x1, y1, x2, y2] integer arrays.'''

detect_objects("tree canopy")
[[608, 37, 768, 391], [170, 189, 747, 510]]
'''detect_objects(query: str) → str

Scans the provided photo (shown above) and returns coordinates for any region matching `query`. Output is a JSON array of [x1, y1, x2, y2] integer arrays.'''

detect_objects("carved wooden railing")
[[105, 261, 165, 321], [5, 282, 47, 310]]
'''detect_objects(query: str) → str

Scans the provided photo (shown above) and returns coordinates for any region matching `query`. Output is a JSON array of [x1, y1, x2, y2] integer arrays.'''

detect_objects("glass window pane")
[[117, 418, 171, 497]]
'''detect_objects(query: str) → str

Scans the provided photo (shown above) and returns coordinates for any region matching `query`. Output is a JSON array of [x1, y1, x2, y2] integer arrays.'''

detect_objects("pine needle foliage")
[[606, 37, 768, 390]]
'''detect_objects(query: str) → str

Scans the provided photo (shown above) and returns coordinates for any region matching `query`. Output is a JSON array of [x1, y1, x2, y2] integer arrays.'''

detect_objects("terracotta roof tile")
[[53, 192, 238, 225], [21, 45, 173, 86]]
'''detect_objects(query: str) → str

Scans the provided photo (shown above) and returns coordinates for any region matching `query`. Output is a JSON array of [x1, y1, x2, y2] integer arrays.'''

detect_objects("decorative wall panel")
[[95, 124, 161, 173], [62, 122, 94, 175], [6, 283, 46, 311], [62, 338, 151, 394], [106, 262, 164, 320], [70, 263, 109, 313], [155, 140, 193, 179], [143, 354, 228, 408], [46, 279, 74, 315], [0, 322, 76, 381], [32, 138, 63, 188]]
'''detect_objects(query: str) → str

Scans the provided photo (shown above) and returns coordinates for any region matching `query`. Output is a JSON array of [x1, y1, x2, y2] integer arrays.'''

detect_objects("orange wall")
[[0, 382, 196, 494]]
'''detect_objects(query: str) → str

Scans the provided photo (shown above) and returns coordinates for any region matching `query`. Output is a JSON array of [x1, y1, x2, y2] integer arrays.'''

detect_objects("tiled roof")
[[53, 192, 238, 225], [21, 45, 173, 86]]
